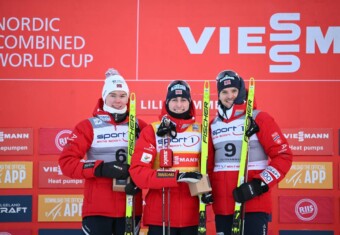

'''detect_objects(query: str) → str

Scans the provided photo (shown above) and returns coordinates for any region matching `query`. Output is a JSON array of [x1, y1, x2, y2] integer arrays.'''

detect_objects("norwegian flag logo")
[[224, 80, 231, 85], [175, 90, 183, 95], [272, 132, 282, 144], [117, 84, 122, 88]]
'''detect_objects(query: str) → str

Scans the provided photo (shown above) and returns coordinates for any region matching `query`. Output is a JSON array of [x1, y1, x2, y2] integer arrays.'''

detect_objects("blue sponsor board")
[[39, 229, 83, 235], [280, 231, 333, 235], [0, 195, 32, 222]]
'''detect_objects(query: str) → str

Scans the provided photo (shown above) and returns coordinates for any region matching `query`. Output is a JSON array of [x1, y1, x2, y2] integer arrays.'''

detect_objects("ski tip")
[[204, 80, 210, 89], [129, 92, 136, 104], [249, 77, 255, 84]]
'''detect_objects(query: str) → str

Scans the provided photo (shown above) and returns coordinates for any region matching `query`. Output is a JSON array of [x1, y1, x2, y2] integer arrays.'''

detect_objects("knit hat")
[[102, 69, 129, 102], [216, 70, 243, 94], [166, 80, 191, 104], [216, 70, 246, 104]]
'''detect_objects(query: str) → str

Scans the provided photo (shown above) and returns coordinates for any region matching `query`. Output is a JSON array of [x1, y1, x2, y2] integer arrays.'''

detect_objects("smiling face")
[[218, 87, 239, 109], [105, 90, 128, 110], [167, 97, 190, 114]]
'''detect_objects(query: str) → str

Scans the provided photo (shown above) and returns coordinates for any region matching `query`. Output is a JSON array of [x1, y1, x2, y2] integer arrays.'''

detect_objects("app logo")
[[38, 195, 83, 222], [0, 162, 33, 188], [279, 162, 332, 189]]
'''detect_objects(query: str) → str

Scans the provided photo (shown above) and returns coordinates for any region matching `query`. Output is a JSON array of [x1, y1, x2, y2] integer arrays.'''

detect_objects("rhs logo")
[[295, 198, 318, 221]]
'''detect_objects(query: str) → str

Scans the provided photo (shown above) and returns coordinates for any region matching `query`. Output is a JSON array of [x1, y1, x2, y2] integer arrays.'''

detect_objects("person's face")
[[105, 91, 128, 110], [219, 87, 239, 109], [168, 97, 190, 114]]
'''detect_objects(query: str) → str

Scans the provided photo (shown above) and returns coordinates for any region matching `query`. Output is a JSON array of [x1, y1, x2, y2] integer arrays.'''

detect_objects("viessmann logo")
[[179, 12, 340, 73], [283, 131, 330, 142], [0, 131, 30, 142], [282, 128, 333, 155]]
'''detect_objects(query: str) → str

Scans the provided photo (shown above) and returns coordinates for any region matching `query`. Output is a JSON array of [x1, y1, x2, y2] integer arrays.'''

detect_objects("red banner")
[[282, 128, 333, 155], [39, 161, 84, 188], [39, 128, 72, 155], [0, 128, 33, 156], [279, 196, 333, 223], [1, 0, 340, 80]]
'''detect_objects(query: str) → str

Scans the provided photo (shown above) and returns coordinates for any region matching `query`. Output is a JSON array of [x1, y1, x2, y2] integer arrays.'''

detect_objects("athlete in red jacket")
[[129, 80, 203, 235], [205, 70, 293, 235], [59, 68, 147, 235]]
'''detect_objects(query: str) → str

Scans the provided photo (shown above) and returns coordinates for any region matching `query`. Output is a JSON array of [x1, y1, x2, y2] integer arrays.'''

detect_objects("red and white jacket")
[[207, 100, 292, 215], [59, 98, 147, 218], [129, 102, 202, 227]]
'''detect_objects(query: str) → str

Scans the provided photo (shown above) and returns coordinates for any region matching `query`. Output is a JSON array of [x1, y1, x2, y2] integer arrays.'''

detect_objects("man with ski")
[[129, 80, 203, 235], [205, 70, 293, 235], [59, 68, 147, 235]]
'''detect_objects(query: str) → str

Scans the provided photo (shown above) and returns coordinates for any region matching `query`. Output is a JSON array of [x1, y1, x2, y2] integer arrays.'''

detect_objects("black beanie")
[[216, 70, 246, 104], [166, 80, 191, 104], [216, 70, 242, 94]]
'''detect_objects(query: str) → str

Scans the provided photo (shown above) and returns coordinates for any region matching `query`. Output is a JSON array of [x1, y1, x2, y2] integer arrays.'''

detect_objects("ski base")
[[124, 216, 133, 235], [198, 210, 207, 235]]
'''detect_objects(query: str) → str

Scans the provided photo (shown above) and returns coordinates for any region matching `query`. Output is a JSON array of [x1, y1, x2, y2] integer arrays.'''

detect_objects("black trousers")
[[215, 212, 269, 235], [82, 215, 141, 235], [147, 225, 198, 235]]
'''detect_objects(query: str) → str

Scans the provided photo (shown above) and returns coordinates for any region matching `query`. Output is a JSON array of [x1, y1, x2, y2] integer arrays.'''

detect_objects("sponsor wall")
[[1, 0, 340, 234]]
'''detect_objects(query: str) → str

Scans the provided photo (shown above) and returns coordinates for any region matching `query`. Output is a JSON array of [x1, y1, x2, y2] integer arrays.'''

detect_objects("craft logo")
[[39, 128, 72, 154], [279, 162, 332, 189], [39, 161, 84, 188], [0, 128, 33, 155], [0, 162, 33, 188], [0, 195, 32, 222], [38, 195, 83, 222], [295, 199, 318, 221], [282, 128, 333, 155]]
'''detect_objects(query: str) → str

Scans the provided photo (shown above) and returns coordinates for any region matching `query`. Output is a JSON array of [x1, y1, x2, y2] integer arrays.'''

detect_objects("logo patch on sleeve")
[[83, 161, 95, 169], [271, 132, 282, 144], [260, 170, 274, 184], [156, 170, 176, 178], [266, 166, 281, 179], [141, 152, 152, 163]]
